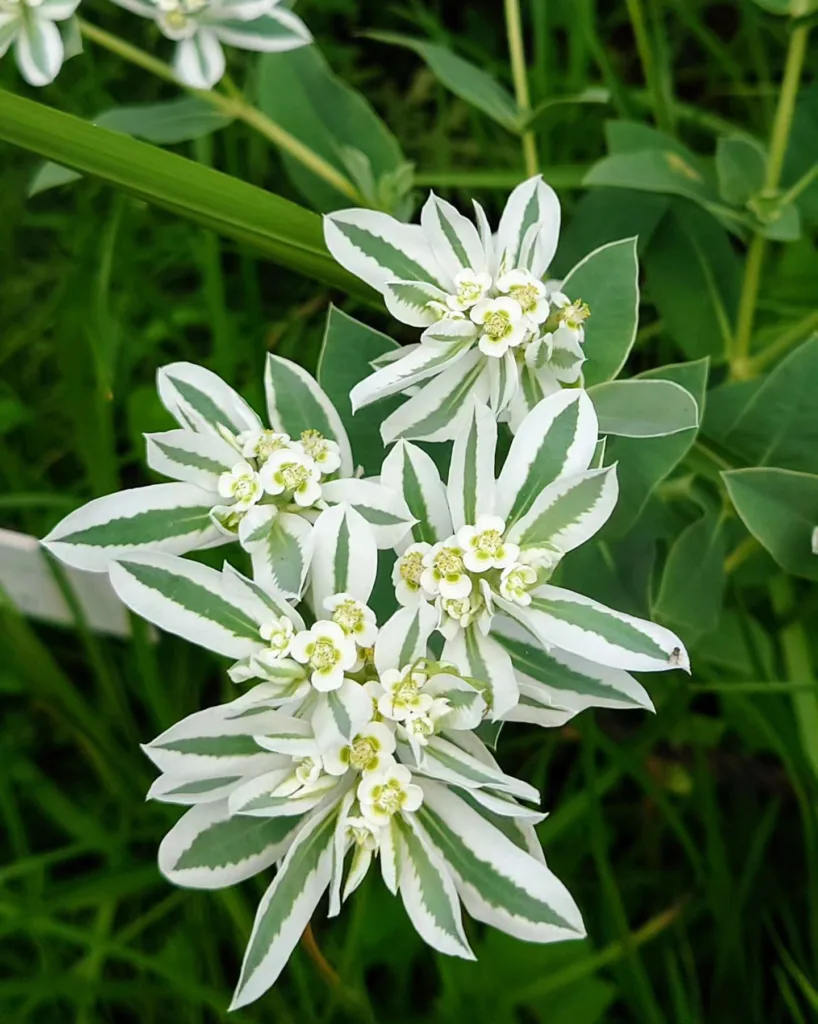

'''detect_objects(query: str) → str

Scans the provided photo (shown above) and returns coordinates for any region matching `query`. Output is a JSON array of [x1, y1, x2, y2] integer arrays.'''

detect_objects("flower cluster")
[[43, 179, 691, 1009], [324, 176, 591, 439], [0, 0, 309, 87]]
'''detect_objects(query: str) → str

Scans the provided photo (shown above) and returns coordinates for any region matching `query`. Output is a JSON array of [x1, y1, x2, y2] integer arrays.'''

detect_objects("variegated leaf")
[[416, 734, 539, 804], [147, 772, 253, 806], [240, 506, 313, 600], [375, 602, 438, 675], [383, 279, 449, 329], [229, 770, 341, 819], [443, 625, 519, 719], [420, 192, 487, 280], [42, 483, 223, 572], [157, 361, 262, 437], [447, 400, 497, 530], [395, 813, 475, 959], [381, 440, 452, 547], [309, 504, 376, 611], [323, 209, 445, 295], [416, 780, 584, 943], [230, 805, 338, 1010], [264, 354, 353, 476], [349, 332, 473, 412], [212, 7, 312, 50], [495, 176, 560, 275], [109, 552, 265, 658], [145, 428, 238, 490], [380, 350, 490, 444], [507, 466, 618, 554], [498, 584, 689, 673], [496, 389, 599, 527], [159, 799, 304, 891], [321, 477, 414, 549]]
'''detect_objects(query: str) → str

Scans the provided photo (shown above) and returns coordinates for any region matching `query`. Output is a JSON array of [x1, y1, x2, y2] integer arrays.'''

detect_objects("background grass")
[[2, 0, 818, 1021]]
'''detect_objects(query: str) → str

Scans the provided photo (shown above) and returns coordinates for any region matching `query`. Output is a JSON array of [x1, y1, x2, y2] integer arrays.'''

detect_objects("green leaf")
[[716, 135, 766, 207], [29, 98, 233, 197], [562, 238, 639, 386], [0, 88, 373, 300], [604, 359, 709, 536], [317, 306, 401, 476], [585, 149, 718, 207], [588, 379, 699, 437], [750, 0, 818, 13], [723, 468, 818, 581], [644, 199, 741, 362], [257, 47, 409, 214], [366, 31, 520, 131], [521, 88, 610, 131], [654, 511, 726, 638], [708, 335, 818, 474]]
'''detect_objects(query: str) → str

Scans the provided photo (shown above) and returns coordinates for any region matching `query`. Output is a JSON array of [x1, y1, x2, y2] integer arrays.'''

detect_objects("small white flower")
[[295, 429, 342, 475], [446, 268, 492, 312], [238, 428, 291, 463], [289, 621, 357, 692], [217, 461, 264, 511], [267, 754, 326, 798], [497, 269, 549, 325], [400, 698, 450, 748], [0, 0, 81, 87], [324, 593, 378, 647], [259, 615, 295, 658], [377, 666, 433, 722], [420, 542, 472, 599], [357, 763, 423, 825], [437, 592, 485, 639], [323, 720, 396, 776], [259, 448, 322, 507], [456, 514, 520, 573], [392, 542, 433, 606], [469, 297, 527, 358], [550, 292, 591, 339], [498, 563, 538, 605], [345, 814, 382, 851]]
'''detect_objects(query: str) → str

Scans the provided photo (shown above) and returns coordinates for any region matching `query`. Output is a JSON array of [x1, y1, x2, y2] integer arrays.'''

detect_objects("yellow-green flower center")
[[559, 299, 590, 330], [333, 600, 364, 634], [310, 639, 338, 672], [485, 310, 512, 339], [434, 548, 464, 577], [400, 551, 424, 586], [300, 429, 327, 461], [510, 284, 539, 312], [280, 463, 309, 490], [349, 737, 377, 771], [375, 781, 404, 814], [475, 529, 502, 555]]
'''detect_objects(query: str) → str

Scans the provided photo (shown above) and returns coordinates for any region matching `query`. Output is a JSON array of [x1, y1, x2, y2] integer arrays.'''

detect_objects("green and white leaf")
[[417, 780, 585, 942], [447, 400, 497, 530], [498, 584, 689, 673], [507, 466, 618, 554], [264, 354, 353, 476], [229, 769, 341, 819], [415, 734, 539, 804], [159, 799, 304, 891], [230, 805, 338, 1010], [143, 706, 291, 776], [309, 503, 377, 611], [109, 551, 265, 659], [421, 191, 487, 279], [42, 482, 224, 572], [382, 279, 450, 328], [321, 477, 414, 548], [493, 616, 653, 712], [381, 440, 452, 547], [323, 208, 444, 295], [380, 350, 489, 444], [588, 379, 699, 438], [157, 361, 262, 437], [375, 602, 438, 675], [145, 428, 238, 489], [147, 771, 253, 806], [240, 506, 313, 600], [496, 389, 598, 527], [395, 814, 475, 959], [443, 625, 519, 719]]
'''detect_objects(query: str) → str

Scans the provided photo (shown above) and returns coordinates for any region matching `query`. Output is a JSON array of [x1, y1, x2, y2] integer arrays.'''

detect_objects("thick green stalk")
[[77, 18, 365, 205], [504, 0, 538, 177], [731, 22, 811, 378]]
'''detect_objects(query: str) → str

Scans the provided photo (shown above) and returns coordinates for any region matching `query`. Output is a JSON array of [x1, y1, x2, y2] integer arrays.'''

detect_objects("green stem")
[[77, 18, 365, 205], [779, 161, 818, 206], [730, 22, 811, 378], [746, 308, 818, 375], [625, 0, 673, 134], [504, 0, 538, 177]]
